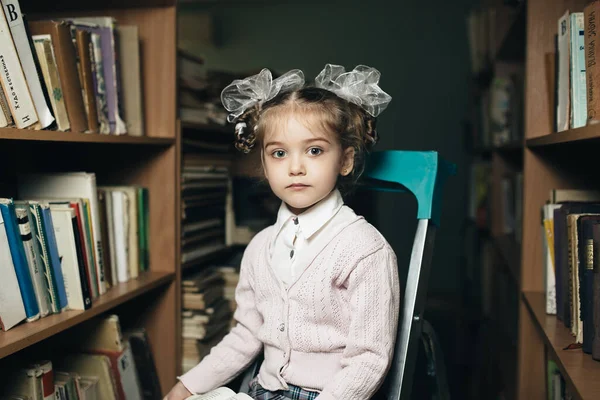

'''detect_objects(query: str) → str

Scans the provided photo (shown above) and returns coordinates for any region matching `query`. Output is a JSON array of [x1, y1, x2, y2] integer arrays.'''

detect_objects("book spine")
[[557, 11, 571, 132], [0, 2, 37, 128], [15, 206, 50, 317], [30, 203, 59, 313], [41, 206, 68, 311], [585, 2, 600, 124], [571, 12, 588, 128], [0, 201, 40, 321], [71, 212, 92, 309], [1, 0, 54, 128]]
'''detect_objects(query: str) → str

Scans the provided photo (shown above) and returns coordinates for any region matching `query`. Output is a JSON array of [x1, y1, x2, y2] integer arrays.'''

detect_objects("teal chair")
[[238, 150, 456, 400], [363, 150, 456, 400]]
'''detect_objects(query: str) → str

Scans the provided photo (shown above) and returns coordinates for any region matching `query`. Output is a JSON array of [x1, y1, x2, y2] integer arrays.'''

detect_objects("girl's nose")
[[289, 154, 306, 176]]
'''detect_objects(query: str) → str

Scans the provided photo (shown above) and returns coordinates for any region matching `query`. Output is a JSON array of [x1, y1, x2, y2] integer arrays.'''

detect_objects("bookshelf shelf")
[[0, 271, 175, 359], [522, 291, 600, 400], [0, 128, 175, 145], [527, 125, 600, 148], [493, 235, 521, 286]]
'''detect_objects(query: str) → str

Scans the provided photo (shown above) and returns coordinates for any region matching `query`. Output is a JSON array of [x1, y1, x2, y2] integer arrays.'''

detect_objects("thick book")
[[0, 209, 26, 330], [28, 20, 88, 132], [1, 0, 54, 128], [18, 172, 107, 295], [592, 223, 600, 360], [50, 206, 89, 311], [0, 198, 40, 321], [26, 201, 68, 313], [576, 216, 600, 353], [0, 0, 37, 128], [14, 203, 51, 317]]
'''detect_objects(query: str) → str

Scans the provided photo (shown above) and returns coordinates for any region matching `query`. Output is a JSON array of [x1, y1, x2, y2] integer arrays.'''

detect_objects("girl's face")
[[262, 115, 354, 215]]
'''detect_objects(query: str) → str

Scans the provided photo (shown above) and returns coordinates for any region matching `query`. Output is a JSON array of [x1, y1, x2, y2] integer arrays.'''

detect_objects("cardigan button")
[[278, 323, 285, 332]]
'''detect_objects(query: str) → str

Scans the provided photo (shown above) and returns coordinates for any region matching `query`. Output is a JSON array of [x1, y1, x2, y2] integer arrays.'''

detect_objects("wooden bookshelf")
[[522, 291, 600, 400], [0, 271, 174, 359], [515, 0, 600, 398], [0, 1, 179, 396]]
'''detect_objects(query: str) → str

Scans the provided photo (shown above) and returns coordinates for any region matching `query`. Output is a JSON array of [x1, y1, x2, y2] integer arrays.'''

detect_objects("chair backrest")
[[362, 150, 456, 400]]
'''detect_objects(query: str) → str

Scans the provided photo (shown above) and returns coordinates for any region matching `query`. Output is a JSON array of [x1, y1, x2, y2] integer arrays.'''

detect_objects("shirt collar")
[[274, 189, 344, 240]]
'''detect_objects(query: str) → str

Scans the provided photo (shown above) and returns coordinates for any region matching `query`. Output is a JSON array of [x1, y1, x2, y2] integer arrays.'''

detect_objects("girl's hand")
[[164, 381, 193, 400]]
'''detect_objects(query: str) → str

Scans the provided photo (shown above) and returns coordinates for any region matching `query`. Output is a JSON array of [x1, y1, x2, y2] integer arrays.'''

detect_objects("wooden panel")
[[144, 279, 178, 393], [517, 296, 546, 400], [523, 291, 600, 400], [132, 146, 177, 274], [175, 120, 183, 376], [0, 127, 174, 145], [0, 271, 174, 359]]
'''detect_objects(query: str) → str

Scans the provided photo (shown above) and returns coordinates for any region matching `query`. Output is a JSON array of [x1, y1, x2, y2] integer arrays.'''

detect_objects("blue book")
[[0, 199, 40, 321], [39, 204, 68, 311]]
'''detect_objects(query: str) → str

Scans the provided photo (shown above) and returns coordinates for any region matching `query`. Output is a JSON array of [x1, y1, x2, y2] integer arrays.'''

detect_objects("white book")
[[111, 190, 129, 283], [17, 172, 107, 295], [186, 387, 253, 400], [0, 210, 27, 330], [14, 205, 50, 317], [50, 206, 86, 310], [0, 0, 37, 128], [1, 0, 54, 128], [557, 10, 571, 132]]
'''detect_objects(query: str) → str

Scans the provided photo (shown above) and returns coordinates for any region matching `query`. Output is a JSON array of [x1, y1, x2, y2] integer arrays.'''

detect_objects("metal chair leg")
[[421, 319, 451, 400]]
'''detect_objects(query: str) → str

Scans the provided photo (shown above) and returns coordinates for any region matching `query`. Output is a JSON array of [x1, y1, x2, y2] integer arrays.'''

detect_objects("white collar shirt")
[[270, 189, 351, 286]]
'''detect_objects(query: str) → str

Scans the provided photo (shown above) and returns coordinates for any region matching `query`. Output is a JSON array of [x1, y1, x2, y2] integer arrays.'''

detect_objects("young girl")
[[166, 64, 400, 400]]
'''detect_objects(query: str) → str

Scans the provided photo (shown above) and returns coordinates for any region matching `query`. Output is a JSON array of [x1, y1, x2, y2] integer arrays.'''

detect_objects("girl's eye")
[[272, 150, 286, 158], [308, 147, 323, 156]]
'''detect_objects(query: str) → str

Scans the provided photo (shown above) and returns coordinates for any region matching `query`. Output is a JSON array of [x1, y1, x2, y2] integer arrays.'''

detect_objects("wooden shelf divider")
[[0, 128, 175, 145], [0, 271, 175, 359], [527, 125, 600, 148]]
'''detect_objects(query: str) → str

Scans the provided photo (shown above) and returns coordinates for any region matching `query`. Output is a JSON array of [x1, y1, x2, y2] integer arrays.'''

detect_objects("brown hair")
[[234, 87, 378, 194]]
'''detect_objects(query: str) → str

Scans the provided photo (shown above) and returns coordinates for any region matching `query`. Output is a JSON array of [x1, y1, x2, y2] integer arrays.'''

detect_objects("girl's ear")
[[340, 147, 355, 176]]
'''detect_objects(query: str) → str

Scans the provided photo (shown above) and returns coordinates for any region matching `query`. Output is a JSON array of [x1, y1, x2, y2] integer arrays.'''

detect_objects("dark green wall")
[[179, 0, 474, 295]]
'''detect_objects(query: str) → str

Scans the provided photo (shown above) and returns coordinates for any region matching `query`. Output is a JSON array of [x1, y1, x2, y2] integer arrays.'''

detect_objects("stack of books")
[[181, 264, 240, 373]]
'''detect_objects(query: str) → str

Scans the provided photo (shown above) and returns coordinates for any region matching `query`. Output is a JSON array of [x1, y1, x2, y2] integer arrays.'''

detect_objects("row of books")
[[181, 264, 239, 373], [0, 0, 143, 134], [0, 315, 162, 400], [0, 172, 149, 331], [554, 3, 600, 132], [543, 189, 600, 361]]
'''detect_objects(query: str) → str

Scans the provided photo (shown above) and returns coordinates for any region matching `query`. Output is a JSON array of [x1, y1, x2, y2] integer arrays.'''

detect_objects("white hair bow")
[[314, 64, 392, 117], [221, 68, 305, 123]]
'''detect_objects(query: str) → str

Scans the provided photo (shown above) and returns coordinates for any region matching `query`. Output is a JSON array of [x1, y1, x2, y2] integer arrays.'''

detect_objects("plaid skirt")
[[248, 377, 319, 400]]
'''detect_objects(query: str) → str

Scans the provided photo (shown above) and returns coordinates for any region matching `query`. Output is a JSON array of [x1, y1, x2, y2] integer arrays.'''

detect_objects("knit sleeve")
[[316, 245, 400, 400], [178, 241, 264, 394]]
